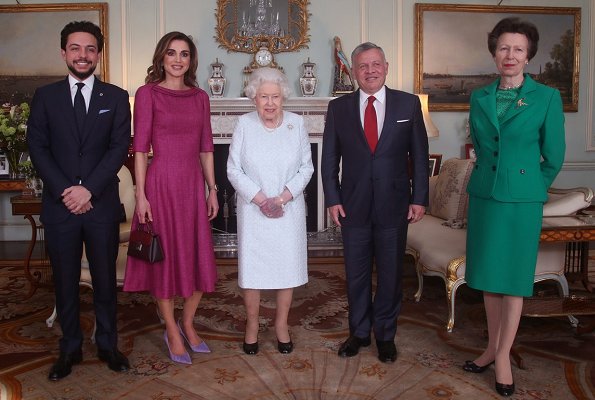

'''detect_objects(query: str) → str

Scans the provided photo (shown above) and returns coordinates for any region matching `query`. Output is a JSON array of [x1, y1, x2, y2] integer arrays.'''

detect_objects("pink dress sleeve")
[[198, 90, 214, 152], [132, 84, 153, 153]]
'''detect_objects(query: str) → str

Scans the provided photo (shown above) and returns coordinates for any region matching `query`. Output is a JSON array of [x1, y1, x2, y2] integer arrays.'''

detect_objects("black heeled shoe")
[[242, 342, 259, 355], [462, 360, 494, 373], [277, 340, 294, 354], [495, 380, 515, 397]]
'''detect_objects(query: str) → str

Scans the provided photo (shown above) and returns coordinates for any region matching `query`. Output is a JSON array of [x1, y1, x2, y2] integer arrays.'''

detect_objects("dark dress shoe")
[[97, 349, 130, 372], [48, 349, 82, 381], [376, 340, 397, 363], [243, 342, 259, 355], [338, 335, 371, 357], [277, 340, 294, 354], [495, 380, 515, 397], [462, 360, 494, 373]]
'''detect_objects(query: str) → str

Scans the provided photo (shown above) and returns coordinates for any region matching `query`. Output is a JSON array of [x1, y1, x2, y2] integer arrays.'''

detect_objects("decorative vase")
[[6, 151, 22, 179], [299, 58, 317, 97], [208, 58, 226, 98], [22, 177, 36, 197]]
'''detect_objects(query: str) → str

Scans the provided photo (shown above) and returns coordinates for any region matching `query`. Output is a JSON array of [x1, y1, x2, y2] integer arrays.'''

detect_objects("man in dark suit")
[[322, 42, 429, 363], [27, 21, 131, 380]]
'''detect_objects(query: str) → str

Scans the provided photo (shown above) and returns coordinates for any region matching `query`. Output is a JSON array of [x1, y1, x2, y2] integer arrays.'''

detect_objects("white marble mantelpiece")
[[209, 97, 333, 140]]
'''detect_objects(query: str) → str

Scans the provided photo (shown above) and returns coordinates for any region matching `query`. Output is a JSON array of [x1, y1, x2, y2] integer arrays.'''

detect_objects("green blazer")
[[467, 75, 565, 203]]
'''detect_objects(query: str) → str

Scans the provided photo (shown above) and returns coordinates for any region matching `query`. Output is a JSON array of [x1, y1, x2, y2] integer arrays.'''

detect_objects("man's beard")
[[68, 63, 97, 80]]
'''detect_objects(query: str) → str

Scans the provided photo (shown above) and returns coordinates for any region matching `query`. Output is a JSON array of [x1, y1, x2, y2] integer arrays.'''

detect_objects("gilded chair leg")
[[414, 264, 424, 302], [446, 283, 455, 333], [46, 306, 58, 328]]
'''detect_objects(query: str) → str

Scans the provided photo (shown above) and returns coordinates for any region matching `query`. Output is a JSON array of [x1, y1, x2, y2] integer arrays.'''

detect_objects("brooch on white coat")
[[287, 124, 293, 130], [516, 98, 528, 108]]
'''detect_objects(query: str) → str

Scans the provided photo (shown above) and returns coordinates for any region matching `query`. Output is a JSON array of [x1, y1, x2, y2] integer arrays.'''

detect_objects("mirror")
[[215, 0, 310, 53]]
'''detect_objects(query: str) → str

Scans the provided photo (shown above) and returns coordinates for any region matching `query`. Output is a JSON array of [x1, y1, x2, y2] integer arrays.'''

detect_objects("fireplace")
[[208, 97, 340, 251]]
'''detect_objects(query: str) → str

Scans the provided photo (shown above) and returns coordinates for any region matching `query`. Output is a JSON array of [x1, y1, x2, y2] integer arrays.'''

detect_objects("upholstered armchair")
[[406, 158, 593, 332], [46, 165, 136, 340]]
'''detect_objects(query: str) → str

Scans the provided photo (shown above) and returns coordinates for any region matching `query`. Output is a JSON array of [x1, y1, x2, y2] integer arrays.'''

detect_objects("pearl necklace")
[[261, 116, 282, 133], [499, 80, 524, 90]]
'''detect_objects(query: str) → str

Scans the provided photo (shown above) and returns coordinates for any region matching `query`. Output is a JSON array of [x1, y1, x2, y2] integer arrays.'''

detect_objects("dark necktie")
[[364, 95, 378, 153], [74, 82, 86, 135]]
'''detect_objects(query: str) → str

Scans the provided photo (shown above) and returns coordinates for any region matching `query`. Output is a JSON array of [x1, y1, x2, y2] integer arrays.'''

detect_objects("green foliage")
[[0, 102, 30, 153], [0, 102, 32, 176]]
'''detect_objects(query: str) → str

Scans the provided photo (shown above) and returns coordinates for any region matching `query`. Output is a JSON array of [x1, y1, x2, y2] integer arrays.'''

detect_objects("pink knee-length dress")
[[123, 83, 217, 298]]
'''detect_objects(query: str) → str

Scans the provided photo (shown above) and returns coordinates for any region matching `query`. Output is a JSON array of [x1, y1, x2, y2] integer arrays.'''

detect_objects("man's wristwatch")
[[208, 184, 219, 192]]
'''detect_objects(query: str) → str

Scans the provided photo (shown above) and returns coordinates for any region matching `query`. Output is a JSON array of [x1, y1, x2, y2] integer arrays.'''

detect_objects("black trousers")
[[45, 215, 119, 353], [341, 215, 408, 342]]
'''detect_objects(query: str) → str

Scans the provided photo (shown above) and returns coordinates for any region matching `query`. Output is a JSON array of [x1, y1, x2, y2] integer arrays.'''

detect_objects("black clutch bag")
[[127, 222, 164, 263]]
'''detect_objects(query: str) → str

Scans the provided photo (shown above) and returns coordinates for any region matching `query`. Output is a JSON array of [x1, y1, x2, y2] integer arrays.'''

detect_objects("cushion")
[[430, 158, 474, 225], [426, 175, 439, 216], [543, 190, 591, 216]]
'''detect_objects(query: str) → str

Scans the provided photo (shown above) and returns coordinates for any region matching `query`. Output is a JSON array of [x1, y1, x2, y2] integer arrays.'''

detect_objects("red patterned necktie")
[[364, 95, 378, 153]]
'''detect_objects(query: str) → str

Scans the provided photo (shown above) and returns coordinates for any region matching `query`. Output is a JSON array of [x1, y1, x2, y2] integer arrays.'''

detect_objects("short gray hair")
[[351, 42, 386, 66], [244, 67, 292, 100]]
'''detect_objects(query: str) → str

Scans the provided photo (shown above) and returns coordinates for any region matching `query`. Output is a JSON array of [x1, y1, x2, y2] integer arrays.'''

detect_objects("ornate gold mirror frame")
[[215, 0, 310, 54]]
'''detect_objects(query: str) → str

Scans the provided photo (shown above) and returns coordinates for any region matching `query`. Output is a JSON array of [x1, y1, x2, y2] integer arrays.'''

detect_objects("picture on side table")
[[465, 144, 476, 160], [429, 153, 443, 176], [0, 153, 8, 177]]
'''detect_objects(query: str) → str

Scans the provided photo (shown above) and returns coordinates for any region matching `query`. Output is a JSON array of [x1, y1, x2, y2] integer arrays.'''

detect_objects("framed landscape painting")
[[0, 3, 108, 106], [414, 4, 580, 112]]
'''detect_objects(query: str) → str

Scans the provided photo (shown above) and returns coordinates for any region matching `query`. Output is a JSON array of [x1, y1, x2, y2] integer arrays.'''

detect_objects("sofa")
[[406, 158, 593, 332]]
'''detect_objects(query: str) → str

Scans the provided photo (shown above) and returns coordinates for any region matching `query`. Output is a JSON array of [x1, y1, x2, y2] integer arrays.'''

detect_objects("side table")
[[540, 215, 595, 292], [10, 195, 49, 298]]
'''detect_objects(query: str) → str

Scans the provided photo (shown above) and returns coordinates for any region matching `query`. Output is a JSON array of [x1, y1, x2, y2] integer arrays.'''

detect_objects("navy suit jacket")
[[27, 77, 131, 224], [321, 87, 429, 228]]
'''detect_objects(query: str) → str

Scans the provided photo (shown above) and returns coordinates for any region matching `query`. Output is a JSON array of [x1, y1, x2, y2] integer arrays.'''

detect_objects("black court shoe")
[[242, 342, 259, 355], [462, 360, 494, 373]]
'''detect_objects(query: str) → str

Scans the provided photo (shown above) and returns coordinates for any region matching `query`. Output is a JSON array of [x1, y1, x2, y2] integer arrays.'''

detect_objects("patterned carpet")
[[0, 259, 594, 400]]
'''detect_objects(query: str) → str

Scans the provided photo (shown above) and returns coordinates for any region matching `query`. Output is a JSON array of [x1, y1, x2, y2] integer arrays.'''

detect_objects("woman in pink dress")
[[123, 32, 219, 365]]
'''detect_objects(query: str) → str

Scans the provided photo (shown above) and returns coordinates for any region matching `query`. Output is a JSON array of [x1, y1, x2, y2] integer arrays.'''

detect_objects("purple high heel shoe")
[[164, 331, 192, 364], [178, 320, 211, 353]]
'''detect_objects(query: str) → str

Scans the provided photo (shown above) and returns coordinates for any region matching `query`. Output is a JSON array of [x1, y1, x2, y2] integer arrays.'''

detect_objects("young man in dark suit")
[[27, 21, 131, 380], [321, 42, 429, 363]]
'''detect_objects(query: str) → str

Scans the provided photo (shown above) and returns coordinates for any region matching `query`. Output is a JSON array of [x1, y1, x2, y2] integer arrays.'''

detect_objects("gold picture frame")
[[0, 3, 108, 105], [214, 0, 310, 54], [414, 3, 580, 112]]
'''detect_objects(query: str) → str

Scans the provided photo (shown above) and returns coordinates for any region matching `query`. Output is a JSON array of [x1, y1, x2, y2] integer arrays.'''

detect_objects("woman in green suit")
[[462, 18, 565, 397]]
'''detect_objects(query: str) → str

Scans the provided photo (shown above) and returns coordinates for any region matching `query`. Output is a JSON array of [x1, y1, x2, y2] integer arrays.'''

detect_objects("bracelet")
[[277, 196, 285, 208]]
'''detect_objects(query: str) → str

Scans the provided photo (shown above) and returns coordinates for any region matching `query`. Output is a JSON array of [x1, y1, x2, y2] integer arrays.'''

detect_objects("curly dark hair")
[[60, 21, 104, 52], [145, 32, 198, 87], [488, 17, 539, 60]]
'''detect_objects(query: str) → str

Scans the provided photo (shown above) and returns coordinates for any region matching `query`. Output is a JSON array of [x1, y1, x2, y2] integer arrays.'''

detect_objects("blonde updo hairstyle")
[[244, 67, 292, 100]]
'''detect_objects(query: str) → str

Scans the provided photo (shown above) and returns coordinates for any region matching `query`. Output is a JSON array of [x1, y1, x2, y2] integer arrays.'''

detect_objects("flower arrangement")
[[0, 102, 30, 177]]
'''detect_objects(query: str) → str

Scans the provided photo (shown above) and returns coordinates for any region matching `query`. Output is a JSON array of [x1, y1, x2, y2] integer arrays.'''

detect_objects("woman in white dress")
[[227, 68, 314, 355]]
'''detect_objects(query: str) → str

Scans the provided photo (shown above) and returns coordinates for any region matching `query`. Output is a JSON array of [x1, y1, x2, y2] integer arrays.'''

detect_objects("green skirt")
[[465, 195, 543, 297]]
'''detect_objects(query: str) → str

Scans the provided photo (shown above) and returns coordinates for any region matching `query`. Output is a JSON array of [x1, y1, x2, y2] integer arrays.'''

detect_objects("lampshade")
[[416, 94, 439, 138]]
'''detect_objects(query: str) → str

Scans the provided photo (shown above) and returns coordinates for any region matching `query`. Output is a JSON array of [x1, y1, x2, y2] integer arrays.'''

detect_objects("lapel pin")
[[99, 93, 104, 97], [287, 124, 293, 130], [516, 98, 528, 108]]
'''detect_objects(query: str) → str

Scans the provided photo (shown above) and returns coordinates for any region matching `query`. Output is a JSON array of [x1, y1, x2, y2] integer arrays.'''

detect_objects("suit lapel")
[[499, 75, 537, 125], [81, 78, 105, 144], [376, 88, 397, 152], [351, 90, 371, 151], [476, 80, 499, 133]]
